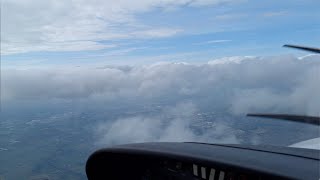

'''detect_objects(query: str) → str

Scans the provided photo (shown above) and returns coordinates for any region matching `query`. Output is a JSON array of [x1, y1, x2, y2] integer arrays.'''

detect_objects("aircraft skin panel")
[[86, 142, 320, 180]]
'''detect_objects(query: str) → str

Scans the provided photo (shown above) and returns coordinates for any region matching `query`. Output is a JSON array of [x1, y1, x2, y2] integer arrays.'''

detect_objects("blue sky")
[[2, 0, 320, 66]]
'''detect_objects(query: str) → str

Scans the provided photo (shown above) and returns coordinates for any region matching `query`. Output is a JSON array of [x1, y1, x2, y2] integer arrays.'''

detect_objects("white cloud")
[[95, 102, 240, 145], [188, 0, 237, 6], [130, 28, 183, 38], [3, 55, 320, 114], [3, 41, 117, 55], [1, 0, 232, 55], [207, 55, 255, 64], [194, 39, 232, 45], [262, 11, 288, 17], [213, 13, 248, 20], [206, 39, 232, 43], [3, 55, 320, 145]]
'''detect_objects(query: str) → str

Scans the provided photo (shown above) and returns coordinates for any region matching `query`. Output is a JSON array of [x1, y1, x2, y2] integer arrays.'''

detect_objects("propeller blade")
[[247, 113, 320, 126], [283, 44, 320, 53]]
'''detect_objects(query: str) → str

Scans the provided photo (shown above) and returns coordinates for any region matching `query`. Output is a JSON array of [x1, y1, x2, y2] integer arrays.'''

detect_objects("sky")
[[1, 1, 320, 179], [2, 0, 320, 66], [1, 0, 320, 144], [1, 0, 320, 146]]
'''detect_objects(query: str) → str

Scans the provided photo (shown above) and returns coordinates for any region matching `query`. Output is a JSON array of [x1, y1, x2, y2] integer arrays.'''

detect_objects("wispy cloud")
[[93, 47, 149, 57], [194, 39, 232, 45], [213, 13, 248, 21], [262, 11, 288, 17], [1, 0, 232, 55]]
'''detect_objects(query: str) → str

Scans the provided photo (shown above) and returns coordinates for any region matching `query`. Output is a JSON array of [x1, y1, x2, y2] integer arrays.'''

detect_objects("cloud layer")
[[3, 55, 320, 145], [3, 55, 320, 114]]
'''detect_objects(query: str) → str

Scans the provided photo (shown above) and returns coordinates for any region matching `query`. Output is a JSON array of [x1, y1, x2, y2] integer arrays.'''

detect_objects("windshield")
[[1, 0, 319, 179]]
